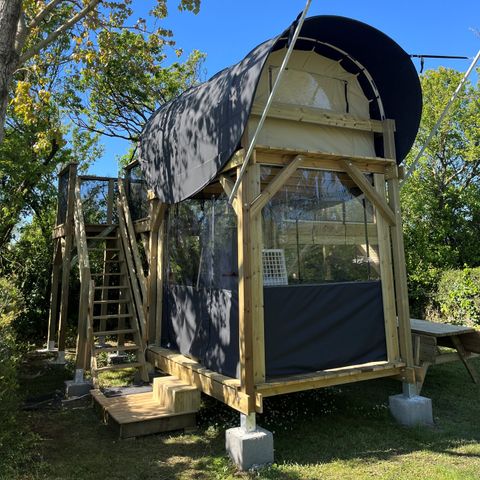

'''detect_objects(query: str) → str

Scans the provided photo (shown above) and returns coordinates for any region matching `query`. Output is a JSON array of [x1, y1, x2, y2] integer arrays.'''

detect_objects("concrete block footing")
[[226, 426, 274, 471], [389, 394, 434, 426], [65, 380, 93, 398]]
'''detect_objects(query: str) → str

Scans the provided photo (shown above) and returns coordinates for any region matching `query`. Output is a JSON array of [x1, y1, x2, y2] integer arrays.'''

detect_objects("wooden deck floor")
[[92, 389, 197, 438]]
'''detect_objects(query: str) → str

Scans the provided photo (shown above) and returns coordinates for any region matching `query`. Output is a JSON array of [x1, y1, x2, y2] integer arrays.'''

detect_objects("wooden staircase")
[[91, 375, 201, 438], [85, 229, 149, 385]]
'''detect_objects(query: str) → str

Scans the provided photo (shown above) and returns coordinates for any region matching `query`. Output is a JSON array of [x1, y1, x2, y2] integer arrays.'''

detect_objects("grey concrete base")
[[389, 394, 434, 426], [65, 380, 93, 398], [226, 427, 274, 471]]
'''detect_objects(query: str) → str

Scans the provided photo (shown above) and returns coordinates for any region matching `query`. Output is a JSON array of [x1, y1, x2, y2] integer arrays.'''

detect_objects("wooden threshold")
[[256, 361, 406, 397], [254, 145, 395, 174]]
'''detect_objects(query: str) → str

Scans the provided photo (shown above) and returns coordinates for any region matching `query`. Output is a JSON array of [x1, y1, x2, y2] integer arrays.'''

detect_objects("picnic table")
[[410, 318, 480, 392]]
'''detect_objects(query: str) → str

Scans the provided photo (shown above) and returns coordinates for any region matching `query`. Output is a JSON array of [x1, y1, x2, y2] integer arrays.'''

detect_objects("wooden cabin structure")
[[47, 16, 480, 439]]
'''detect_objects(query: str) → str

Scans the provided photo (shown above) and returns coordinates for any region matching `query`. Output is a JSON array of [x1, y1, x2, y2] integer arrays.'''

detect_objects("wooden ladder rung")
[[93, 299, 129, 304], [94, 362, 143, 373], [86, 236, 118, 240], [93, 328, 135, 336], [94, 285, 129, 290], [88, 247, 120, 251], [94, 345, 138, 353], [91, 273, 122, 276], [92, 313, 133, 320]]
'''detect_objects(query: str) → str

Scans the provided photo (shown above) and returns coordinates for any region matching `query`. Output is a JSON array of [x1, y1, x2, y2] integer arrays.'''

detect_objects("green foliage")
[[433, 267, 480, 327], [401, 67, 480, 316], [0, 277, 30, 477]]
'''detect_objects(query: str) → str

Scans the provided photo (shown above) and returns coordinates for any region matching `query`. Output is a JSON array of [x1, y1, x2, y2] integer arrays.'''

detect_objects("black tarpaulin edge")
[[138, 15, 422, 204]]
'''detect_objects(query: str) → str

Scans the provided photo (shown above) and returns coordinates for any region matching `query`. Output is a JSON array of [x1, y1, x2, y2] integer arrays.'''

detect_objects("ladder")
[[86, 229, 149, 386]]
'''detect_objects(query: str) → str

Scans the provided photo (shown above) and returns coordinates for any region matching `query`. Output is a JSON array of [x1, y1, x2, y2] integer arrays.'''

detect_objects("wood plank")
[[250, 102, 385, 133], [341, 160, 396, 226], [250, 155, 304, 218], [236, 163, 256, 412], [58, 163, 77, 353], [374, 173, 400, 362], [257, 362, 406, 397], [254, 145, 395, 174], [47, 238, 62, 348], [451, 335, 479, 383], [410, 318, 475, 337], [459, 331, 480, 354], [118, 179, 147, 301], [384, 119, 414, 370]]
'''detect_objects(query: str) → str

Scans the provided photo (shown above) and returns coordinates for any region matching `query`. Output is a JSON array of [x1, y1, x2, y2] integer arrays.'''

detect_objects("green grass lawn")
[[9, 355, 480, 480]]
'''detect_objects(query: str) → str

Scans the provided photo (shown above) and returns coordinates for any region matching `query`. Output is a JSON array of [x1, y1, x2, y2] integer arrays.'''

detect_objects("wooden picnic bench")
[[410, 318, 480, 393]]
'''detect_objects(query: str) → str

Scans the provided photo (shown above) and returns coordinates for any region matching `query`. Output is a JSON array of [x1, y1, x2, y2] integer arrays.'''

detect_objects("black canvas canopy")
[[138, 15, 422, 204]]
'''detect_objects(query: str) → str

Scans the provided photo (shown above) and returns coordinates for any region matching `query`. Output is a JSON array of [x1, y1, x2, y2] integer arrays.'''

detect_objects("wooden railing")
[[117, 178, 147, 341], [73, 177, 93, 372]]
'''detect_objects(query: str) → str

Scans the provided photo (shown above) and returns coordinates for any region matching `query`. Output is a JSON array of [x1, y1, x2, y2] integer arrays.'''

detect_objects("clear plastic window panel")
[[125, 164, 149, 221], [79, 179, 118, 224], [167, 193, 238, 290], [261, 167, 379, 285]]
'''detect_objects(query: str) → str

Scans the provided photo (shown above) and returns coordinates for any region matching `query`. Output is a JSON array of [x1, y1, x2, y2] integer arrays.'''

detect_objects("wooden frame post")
[[374, 173, 400, 362], [57, 163, 77, 360], [383, 120, 415, 379], [147, 195, 167, 345], [47, 239, 62, 350], [236, 160, 264, 412]]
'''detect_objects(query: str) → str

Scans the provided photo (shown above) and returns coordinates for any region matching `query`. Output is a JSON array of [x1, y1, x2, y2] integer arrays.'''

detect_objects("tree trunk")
[[0, 0, 22, 144]]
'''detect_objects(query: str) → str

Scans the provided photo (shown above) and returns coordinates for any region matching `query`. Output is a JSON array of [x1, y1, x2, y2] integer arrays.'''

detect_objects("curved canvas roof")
[[139, 15, 422, 204]]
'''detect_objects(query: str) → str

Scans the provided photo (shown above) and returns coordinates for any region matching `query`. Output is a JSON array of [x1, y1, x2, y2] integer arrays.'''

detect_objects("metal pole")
[[229, 0, 313, 204], [402, 49, 480, 185]]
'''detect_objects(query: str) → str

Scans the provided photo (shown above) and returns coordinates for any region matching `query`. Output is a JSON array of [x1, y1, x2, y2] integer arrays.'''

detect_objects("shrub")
[[432, 267, 480, 327], [0, 276, 31, 477]]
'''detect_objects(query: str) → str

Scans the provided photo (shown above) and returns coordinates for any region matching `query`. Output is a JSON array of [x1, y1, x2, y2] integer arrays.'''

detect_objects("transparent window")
[[167, 193, 238, 290], [125, 164, 149, 221], [261, 167, 379, 285]]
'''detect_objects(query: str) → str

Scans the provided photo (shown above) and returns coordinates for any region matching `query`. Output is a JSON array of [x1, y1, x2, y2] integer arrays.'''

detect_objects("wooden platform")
[[411, 318, 480, 391], [91, 376, 200, 439]]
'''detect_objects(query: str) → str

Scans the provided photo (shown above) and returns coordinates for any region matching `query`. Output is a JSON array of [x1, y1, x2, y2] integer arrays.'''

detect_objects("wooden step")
[[94, 362, 143, 373], [153, 376, 201, 413], [92, 313, 133, 320], [88, 247, 120, 252], [94, 345, 139, 353], [91, 390, 196, 439], [93, 329, 135, 336], [87, 236, 118, 240]]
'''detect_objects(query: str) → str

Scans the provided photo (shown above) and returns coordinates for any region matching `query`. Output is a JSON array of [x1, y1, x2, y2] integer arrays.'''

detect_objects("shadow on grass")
[[16, 355, 480, 480]]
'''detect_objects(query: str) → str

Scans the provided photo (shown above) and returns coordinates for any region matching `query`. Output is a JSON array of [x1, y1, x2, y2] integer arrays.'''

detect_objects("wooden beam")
[[118, 179, 147, 302], [254, 145, 395, 174], [340, 159, 396, 226], [256, 361, 406, 397], [220, 149, 245, 173], [57, 163, 77, 354], [118, 205, 148, 342], [383, 119, 414, 370], [250, 102, 385, 133], [218, 174, 239, 215], [250, 155, 303, 218], [374, 173, 400, 362], [47, 239, 62, 348], [236, 163, 257, 412]]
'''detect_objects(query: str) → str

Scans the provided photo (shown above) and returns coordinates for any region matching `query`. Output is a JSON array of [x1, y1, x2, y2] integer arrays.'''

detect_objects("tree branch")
[[27, 0, 65, 30], [19, 0, 102, 65]]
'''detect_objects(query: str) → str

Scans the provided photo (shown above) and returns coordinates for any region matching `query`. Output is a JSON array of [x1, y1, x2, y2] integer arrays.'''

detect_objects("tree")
[[0, 0, 201, 143], [401, 67, 480, 315]]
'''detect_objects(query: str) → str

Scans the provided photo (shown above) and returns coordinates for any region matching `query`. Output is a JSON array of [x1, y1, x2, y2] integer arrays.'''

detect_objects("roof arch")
[[138, 15, 422, 204]]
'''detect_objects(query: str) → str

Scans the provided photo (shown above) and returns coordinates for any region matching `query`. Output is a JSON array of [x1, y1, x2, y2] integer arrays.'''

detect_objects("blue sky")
[[90, 0, 480, 176]]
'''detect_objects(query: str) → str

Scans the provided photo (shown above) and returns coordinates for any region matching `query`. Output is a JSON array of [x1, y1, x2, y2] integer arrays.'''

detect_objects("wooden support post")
[[57, 163, 77, 356], [383, 120, 415, 373], [47, 239, 62, 349], [148, 197, 167, 345], [374, 173, 400, 362], [237, 159, 264, 412]]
